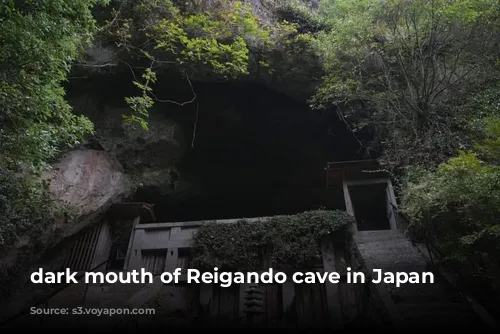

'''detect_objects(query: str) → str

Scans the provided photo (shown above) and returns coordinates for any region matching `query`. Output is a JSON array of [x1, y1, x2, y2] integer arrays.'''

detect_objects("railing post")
[[39, 300, 48, 328], [82, 280, 90, 305], [425, 241, 434, 266], [321, 237, 344, 329], [0, 260, 109, 328], [361, 278, 371, 319]]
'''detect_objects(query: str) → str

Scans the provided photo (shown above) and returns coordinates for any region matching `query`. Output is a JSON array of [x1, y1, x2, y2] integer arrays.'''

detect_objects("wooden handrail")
[[0, 259, 109, 327], [390, 206, 499, 329], [350, 240, 403, 329]]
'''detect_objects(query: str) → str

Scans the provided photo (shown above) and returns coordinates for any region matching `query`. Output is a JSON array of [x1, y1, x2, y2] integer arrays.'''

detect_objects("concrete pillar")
[[321, 237, 344, 329]]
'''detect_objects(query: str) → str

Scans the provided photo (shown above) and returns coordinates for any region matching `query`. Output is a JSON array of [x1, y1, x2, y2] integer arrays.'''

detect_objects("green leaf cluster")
[[0, 170, 61, 253], [402, 151, 500, 282], [0, 0, 108, 169], [100, 0, 320, 129], [103, 0, 273, 129], [0, 0, 107, 278], [311, 0, 500, 167]]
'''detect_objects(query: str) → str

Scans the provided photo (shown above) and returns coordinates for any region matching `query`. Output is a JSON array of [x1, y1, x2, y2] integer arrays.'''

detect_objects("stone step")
[[47, 281, 150, 309], [34, 313, 123, 330], [356, 229, 401, 236], [112, 283, 147, 292], [356, 238, 422, 252], [353, 229, 490, 329], [397, 301, 469, 315], [47, 283, 87, 308], [84, 299, 128, 308], [355, 230, 407, 243], [388, 286, 445, 299], [391, 292, 463, 303], [358, 240, 428, 252], [371, 259, 428, 270], [368, 264, 430, 273], [363, 260, 428, 269], [359, 253, 427, 267], [388, 282, 462, 303], [400, 311, 482, 329]]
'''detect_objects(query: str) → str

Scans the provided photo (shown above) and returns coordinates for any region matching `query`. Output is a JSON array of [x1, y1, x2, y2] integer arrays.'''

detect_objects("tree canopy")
[[2, 0, 500, 313], [312, 0, 500, 167], [1, 0, 108, 169], [310, 0, 500, 309]]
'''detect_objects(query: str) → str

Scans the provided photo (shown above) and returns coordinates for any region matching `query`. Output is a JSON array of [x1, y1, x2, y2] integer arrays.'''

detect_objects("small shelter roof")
[[325, 159, 388, 185]]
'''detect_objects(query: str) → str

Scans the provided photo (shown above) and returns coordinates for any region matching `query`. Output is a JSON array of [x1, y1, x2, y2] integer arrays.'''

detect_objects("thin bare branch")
[[191, 101, 199, 148]]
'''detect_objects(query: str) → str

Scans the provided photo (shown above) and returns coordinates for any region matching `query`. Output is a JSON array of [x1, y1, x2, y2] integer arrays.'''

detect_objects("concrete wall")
[[124, 216, 346, 328]]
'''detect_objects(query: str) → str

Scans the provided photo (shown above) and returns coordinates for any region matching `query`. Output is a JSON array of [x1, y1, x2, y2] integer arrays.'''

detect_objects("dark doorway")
[[348, 183, 391, 231]]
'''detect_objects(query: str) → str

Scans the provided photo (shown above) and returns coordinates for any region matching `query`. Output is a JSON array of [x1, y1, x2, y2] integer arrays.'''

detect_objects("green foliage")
[[101, 0, 274, 129], [0, 0, 107, 169], [151, 1, 260, 76], [402, 150, 500, 280], [0, 169, 61, 253], [98, 0, 322, 129], [123, 68, 157, 130], [268, 18, 320, 78], [311, 0, 500, 168], [274, 0, 327, 33], [475, 117, 500, 162], [399, 80, 500, 307], [0, 0, 320, 277], [0, 0, 107, 269], [191, 210, 353, 271]]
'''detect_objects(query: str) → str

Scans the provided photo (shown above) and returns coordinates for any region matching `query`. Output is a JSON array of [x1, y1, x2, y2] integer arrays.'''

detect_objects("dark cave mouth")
[[132, 184, 347, 222], [66, 76, 366, 222], [126, 82, 365, 223]]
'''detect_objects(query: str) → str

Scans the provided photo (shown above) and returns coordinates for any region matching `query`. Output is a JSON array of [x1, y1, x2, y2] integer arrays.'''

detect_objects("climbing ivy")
[[191, 210, 353, 272]]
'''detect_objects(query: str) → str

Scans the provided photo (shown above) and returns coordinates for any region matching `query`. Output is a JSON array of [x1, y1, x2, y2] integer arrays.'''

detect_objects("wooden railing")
[[390, 205, 499, 329], [347, 237, 403, 329], [0, 259, 110, 328]]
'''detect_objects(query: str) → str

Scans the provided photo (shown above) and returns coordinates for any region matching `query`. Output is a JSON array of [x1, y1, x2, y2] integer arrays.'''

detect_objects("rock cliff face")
[[45, 149, 132, 239], [0, 149, 133, 318], [70, 95, 187, 195], [0, 0, 341, 315], [1, 150, 131, 270]]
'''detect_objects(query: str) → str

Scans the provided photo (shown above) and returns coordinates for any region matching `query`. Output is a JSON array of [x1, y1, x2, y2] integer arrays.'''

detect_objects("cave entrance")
[[348, 183, 392, 231]]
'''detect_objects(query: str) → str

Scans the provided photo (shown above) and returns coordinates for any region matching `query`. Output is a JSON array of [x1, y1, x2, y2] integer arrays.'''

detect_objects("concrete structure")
[[327, 160, 498, 329], [124, 216, 347, 328], [2, 161, 498, 329]]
